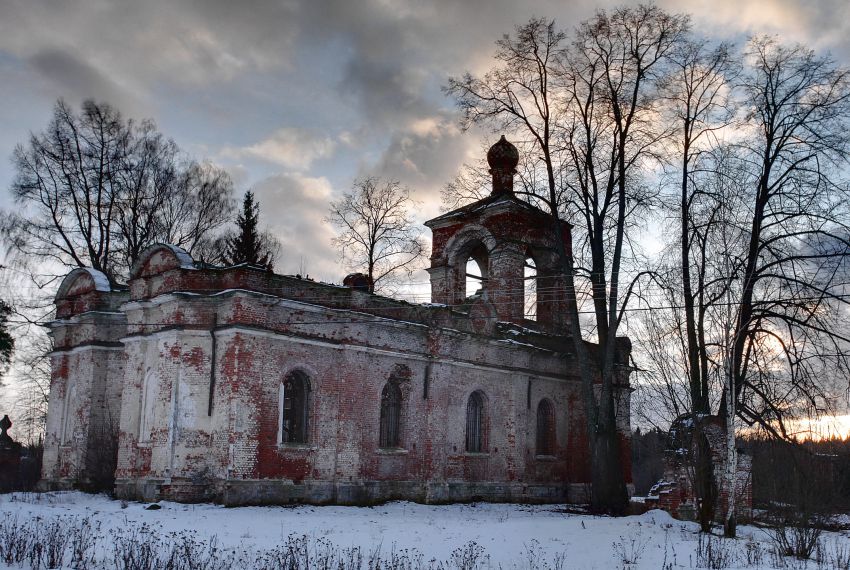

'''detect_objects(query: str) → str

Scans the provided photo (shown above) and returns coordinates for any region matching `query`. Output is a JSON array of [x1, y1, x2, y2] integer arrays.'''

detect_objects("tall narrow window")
[[61, 380, 76, 445], [379, 382, 402, 448], [280, 371, 309, 444], [465, 391, 486, 453], [524, 255, 537, 321], [139, 372, 156, 442], [466, 257, 484, 298], [536, 399, 555, 455], [277, 382, 286, 444]]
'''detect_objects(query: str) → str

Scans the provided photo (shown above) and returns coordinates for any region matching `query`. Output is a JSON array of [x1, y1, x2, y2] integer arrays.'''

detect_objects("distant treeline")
[[744, 435, 850, 514], [631, 428, 850, 513]]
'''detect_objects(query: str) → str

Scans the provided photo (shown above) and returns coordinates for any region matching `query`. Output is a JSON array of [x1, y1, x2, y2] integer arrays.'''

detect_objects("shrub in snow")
[[611, 531, 649, 566], [0, 513, 32, 566], [694, 532, 737, 569], [769, 520, 822, 561]]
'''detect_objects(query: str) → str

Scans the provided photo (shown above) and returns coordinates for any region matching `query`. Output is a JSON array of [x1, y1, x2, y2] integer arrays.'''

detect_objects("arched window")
[[524, 255, 538, 321], [379, 381, 402, 448], [462, 242, 489, 299], [280, 370, 310, 444], [139, 372, 156, 442], [61, 380, 76, 445], [466, 257, 485, 298], [536, 399, 556, 456], [466, 391, 486, 453]]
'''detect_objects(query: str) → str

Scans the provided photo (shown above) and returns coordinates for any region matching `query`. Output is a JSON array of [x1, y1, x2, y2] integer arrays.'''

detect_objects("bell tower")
[[425, 137, 572, 333]]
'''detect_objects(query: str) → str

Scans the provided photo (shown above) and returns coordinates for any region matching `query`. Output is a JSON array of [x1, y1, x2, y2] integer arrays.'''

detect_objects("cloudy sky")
[[1, 0, 849, 284]]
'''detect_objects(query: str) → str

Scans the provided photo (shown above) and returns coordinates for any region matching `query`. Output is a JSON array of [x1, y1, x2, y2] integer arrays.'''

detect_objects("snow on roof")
[[129, 243, 198, 279], [55, 267, 113, 300], [425, 193, 550, 226], [497, 338, 541, 349], [83, 268, 112, 291], [158, 244, 196, 269]]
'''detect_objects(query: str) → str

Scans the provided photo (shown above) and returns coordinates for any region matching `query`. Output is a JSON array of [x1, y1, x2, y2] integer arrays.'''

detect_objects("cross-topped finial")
[[0, 415, 11, 442]]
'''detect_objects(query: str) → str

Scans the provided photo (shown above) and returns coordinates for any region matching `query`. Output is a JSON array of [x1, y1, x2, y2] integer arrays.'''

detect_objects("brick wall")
[[112, 281, 596, 504], [41, 268, 127, 489], [646, 415, 753, 522], [44, 240, 633, 506]]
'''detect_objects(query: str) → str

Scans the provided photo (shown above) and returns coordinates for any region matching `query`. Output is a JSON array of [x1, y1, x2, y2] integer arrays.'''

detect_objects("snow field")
[[0, 492, 847, 569]]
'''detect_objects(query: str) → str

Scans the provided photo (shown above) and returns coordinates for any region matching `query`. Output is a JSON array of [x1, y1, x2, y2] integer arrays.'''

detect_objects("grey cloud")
[[337, 58, 432, 130], [28, 49, 146, 116], [295, 0, 440, 130], [4, 0, 850, 287], [0, 0, 300, 89], [221, 128, 338, 170], [250, 173, 343, 281], [4, 0, 848, 120], [371, 115, 474, 219], [288, 0, 602, 185], [659, 0, 850, 62]]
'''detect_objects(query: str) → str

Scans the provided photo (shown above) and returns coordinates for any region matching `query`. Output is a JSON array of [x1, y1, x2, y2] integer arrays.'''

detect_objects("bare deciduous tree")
[[664, 37, 738, 416], [561, 6, 689, 514], [447, 8, 689, 514], [4, 99, 234, 284], [728, 36, 850, 438], [634, 34, 850, 536], [153, 161, 235, 260], [448, 6, 850, 529], [327, 178, 426, 294], [446, 18, 569, 213], [7, 100, 127, 280], [641, 35, 740, 532], [10, 331, 51, 443], [717, 36, 850, 535]]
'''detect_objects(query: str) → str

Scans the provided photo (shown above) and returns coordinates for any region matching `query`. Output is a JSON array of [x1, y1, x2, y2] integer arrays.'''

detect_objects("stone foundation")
[[114, 476, 581, 506]]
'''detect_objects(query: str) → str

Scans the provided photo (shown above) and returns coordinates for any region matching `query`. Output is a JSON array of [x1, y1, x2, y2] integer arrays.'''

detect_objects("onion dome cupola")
[[486, 135, 519, 196]]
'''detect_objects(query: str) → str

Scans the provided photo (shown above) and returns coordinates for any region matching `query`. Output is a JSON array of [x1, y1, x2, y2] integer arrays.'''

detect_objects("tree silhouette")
[[226, 191, 274, 270], [446, 9, 689, 515], [0, 299, 12, 382], [5, 99, 234, 284], [327, 177, 425, 294]]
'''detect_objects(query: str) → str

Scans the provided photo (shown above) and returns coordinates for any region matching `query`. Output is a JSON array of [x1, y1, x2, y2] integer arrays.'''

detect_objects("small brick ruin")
[[40, 138, 634, 506], [0, 415, 22, 492], [646, 414, 753, 522]]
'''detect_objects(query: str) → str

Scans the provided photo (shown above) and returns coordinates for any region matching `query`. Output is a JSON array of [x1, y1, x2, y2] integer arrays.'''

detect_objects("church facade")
[[40, 138, 634, 505]]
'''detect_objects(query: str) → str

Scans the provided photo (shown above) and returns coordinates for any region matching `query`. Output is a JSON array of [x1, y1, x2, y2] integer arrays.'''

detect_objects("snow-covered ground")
[[0, 492, 848, 569]]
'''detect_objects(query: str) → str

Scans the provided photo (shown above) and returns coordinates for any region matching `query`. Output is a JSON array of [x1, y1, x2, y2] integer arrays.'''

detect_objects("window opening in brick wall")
[[379, 381, 402, 448], [524, 255, 538, 320], [139, 372, 156, 442], [466, 390, 486, 453], [61, 379, 76, 445], [462, 241, 489, 300], [536, 398, 556, 455], [465, 257, 484, 298], [280, 370, 310, 444]]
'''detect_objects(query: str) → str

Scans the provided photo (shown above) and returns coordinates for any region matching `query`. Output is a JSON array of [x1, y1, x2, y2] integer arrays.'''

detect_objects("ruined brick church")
[[41, 137, 634, 505]]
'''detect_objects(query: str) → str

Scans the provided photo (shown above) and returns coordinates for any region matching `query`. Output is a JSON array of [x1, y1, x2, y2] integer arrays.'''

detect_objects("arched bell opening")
[[466, 258, 485, 298], [461, 242, 489, 301], [526, 248, 565, 332], [524, 254, 538, 321]]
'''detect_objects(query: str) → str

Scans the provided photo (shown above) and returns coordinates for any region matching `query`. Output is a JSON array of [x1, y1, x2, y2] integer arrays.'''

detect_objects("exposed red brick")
[[42, 144, 634, 505]]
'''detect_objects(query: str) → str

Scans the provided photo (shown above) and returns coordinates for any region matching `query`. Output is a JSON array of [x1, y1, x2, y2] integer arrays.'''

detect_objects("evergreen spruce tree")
[[0, 299, 14, 382], [227, 191, 273, 270]]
